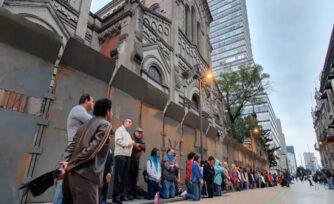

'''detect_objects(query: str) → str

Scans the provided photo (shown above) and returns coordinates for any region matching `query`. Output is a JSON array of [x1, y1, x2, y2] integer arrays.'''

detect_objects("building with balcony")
[[312, 25, 334, 172]]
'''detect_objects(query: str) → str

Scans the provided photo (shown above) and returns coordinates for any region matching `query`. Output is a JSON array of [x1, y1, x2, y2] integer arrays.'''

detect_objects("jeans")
[[192, 183, 201, 201], [161, 180, 175, 199], [147, 180, 159, 200], [184, 181, 199, 201], [214, 184, 222, 196], [327, 178, 334, 189], [244, 182, 249, 190], [53, 180, 63, 204], [239, 182, 244, 190], [185, 180, 193, 194]]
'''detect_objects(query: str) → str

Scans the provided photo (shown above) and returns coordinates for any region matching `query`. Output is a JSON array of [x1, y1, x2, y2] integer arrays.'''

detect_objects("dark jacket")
[[104, 149, 113, 175], [162, 155, 179, 181], [131, 134, 145, 161], [63, 117, 112, 185], [203, 162, 215, 183], [103, 149, 113, 183]]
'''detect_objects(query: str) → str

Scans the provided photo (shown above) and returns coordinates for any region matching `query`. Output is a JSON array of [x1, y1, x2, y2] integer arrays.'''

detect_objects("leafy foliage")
[[296, 166, 312, 178], [217, 64, 270, 142], [258, 129, 280, 167]]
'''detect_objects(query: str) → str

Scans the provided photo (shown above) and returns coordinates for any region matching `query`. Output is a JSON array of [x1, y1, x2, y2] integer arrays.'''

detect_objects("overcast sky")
[[246, 0, 334, 166], [91, 0, 334, 167], [91, 0, 110, 13]]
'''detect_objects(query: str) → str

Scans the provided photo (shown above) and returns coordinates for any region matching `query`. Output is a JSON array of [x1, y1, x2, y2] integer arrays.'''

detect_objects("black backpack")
[[143, 169, 149, 183]]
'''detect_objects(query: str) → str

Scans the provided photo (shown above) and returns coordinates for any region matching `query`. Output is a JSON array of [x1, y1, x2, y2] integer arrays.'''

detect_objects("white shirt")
[[114, 125, 133, 157]]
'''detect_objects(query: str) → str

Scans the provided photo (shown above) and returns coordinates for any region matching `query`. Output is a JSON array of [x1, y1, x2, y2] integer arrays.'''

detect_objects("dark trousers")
[[100, 182, 109, 203], [113, 155, 130, 199], [214, 184, 222, 196], [128, 159, 140, 197], [206, 181, 214, 198], [62, 172, 98, 204], [146, 180, 159, 200]]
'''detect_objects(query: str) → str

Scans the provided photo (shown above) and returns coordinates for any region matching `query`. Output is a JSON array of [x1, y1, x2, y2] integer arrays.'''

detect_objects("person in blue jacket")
[[191, 155, 203, 201], [213, 160, 223, 196]]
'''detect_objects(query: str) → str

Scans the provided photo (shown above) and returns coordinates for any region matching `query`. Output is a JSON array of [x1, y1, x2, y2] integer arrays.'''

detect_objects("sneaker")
[[181, 190, 187, 197]]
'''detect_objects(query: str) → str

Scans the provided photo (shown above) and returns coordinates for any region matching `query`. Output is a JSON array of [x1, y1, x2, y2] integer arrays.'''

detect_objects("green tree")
[[258, 129, 280, 167], [231, 117, 249, 143], [296, 167, 312, 180], [217, 64, 270, 142]]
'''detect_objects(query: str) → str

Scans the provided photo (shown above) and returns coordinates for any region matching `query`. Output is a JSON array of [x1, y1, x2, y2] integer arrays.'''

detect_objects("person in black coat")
[[202, 156, 215, 198]]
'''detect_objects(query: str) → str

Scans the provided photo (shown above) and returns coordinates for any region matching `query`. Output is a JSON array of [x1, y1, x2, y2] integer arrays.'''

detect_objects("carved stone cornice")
[[98, 23, 122, 43], [51, 0, 79, 22], [178, 29, 209, 68]]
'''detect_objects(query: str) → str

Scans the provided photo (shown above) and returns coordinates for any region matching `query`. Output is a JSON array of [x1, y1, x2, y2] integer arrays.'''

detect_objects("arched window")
[[148, 66, 163, 84], [150, 3, 160, 13], [191, 6, 196, 43], [197, 22, 201, 48], [192, 94, 200, 110], [214, 114, 221, 125], [185, 4, 191, 40]]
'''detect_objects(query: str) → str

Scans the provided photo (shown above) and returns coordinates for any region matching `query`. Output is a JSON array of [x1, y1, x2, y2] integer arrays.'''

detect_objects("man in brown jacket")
[[127, 128, 145, 200], [58, 98, 113, 204]]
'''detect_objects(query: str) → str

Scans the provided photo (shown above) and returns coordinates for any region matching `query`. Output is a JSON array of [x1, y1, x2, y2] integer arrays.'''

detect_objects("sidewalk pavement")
[[107, 196, 184, 204]]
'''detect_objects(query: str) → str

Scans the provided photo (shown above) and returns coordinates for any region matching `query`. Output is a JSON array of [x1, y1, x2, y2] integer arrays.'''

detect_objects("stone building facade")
[[313, 26, 334, 172], [0, 0, 268, 203]]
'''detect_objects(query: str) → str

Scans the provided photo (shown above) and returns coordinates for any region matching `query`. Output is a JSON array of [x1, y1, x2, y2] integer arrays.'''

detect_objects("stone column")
[[75, 0, 92, 41]]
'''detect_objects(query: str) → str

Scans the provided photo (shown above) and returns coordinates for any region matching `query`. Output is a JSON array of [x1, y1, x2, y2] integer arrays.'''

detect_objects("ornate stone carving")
[[177, 30, 208, 73], [98, 23, 122, 42], [143, 11, 171, 44], [143, 24, 171, 60], [51, 0, 79, 22], [175, 68, 183, 90]]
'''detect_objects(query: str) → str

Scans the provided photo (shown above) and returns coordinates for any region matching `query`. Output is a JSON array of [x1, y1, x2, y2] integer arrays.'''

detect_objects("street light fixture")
[[182, 65, 213, 160], [253, 127, 260, 135], [198, 70, 213, 160]]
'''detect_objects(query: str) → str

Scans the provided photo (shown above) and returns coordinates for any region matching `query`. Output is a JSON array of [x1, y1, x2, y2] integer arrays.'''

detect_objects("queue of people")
[[53, 94, 288, 204]]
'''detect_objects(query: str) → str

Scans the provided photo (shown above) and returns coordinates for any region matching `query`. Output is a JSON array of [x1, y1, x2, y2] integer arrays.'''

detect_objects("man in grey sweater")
[[67, 94, 94, 143], [53, 94, 94, 204], [60, 98, 113, 204]]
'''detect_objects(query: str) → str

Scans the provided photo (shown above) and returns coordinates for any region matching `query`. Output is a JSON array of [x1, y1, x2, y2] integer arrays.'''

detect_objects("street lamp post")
[[196, 71, 213, 160], [182, 65, 212, 161]]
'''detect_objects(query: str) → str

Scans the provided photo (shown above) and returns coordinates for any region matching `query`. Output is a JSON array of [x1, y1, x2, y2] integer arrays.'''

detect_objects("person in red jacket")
[[185, 152, 196, 194]]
